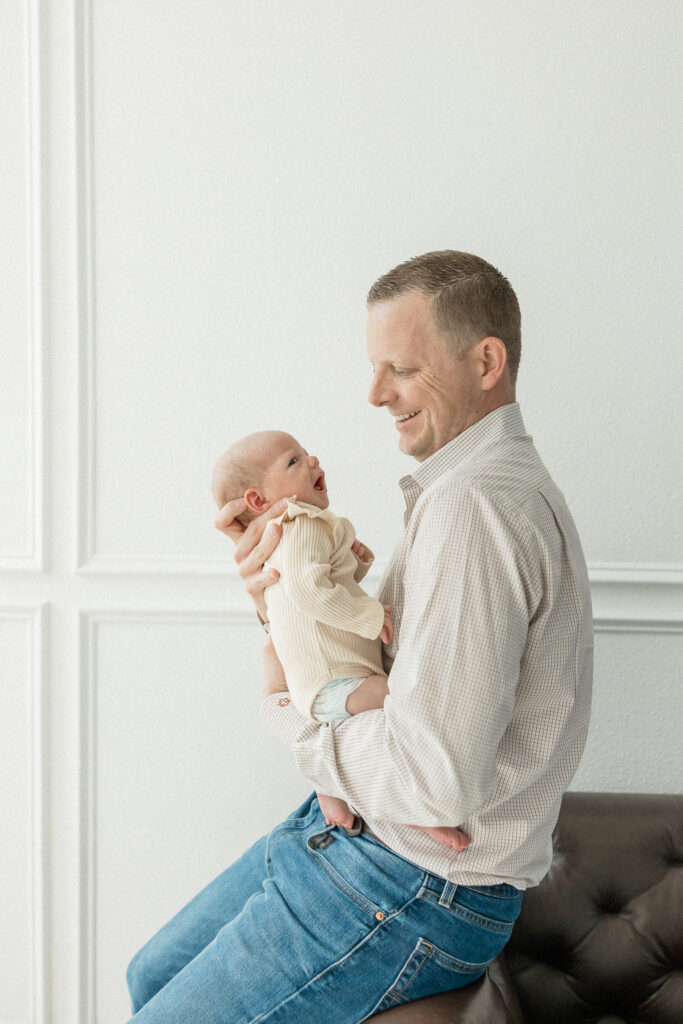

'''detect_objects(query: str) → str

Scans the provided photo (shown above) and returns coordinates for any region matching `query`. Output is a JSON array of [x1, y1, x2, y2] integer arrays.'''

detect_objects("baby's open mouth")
[[314, 471, 326, 492]]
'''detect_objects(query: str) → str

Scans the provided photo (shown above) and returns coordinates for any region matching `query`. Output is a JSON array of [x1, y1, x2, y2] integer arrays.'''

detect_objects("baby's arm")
[[280, 516, 385, 638]]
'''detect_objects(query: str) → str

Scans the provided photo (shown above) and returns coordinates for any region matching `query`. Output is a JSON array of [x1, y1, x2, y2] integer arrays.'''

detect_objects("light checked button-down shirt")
[[260, 403, 593, 889]]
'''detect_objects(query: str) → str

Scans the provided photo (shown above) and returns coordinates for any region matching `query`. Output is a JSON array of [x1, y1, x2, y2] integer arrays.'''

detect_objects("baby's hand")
[[380, 604, 394, 645], [351, 538, 371, 562]]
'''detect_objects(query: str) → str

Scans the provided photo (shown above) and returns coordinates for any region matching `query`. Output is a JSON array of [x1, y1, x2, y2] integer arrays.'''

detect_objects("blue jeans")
[[126, 794, 522, 1022]]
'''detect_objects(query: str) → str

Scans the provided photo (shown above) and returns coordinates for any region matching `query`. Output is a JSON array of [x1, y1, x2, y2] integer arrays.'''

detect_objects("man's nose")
[[368, 372, 394, 407]]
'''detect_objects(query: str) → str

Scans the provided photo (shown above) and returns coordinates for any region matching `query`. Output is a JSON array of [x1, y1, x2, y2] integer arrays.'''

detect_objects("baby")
[[212, 430, 469, 851]]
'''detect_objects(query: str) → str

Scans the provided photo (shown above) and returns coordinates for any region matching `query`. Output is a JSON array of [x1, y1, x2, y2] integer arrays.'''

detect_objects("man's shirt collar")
[[399, 402, 527, 518]]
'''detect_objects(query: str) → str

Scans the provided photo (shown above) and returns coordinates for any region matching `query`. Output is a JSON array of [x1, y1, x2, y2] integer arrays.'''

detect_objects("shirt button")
[[375, 911, 385, 921]]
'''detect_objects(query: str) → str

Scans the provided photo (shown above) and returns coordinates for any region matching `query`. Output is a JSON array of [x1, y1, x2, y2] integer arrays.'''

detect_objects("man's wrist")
[[257, 611, 270, 634]]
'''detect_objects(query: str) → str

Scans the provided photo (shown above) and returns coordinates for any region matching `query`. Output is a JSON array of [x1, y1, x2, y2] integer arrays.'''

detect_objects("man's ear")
[[478, 336, 508, 391], [243, 488, 273, 514]]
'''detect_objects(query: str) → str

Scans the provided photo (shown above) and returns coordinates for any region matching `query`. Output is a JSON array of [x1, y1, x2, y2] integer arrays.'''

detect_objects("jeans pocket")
[[305, 828, 423, 920], [266, 795, 320, 873], [370, 937, 490, 1014]]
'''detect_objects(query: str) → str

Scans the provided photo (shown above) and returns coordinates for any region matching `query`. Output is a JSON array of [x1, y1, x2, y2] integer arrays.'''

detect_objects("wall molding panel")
[[75, 558, 683, 631], [594, 618, 683, 635], [0, 0, 46, 574], [75, 0, 96, 576], [71, 7, 683, 592], [76, 608, 255, 1023], [0, 604, 48, 1024], [78, 554, 236, 577]]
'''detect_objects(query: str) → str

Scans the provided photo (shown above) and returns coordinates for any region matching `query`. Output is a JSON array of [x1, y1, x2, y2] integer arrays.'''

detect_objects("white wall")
[[1, 2, 681, 1022]]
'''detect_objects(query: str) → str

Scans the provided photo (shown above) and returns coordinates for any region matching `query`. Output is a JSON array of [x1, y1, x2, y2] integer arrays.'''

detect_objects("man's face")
[[366, 291, 483, 462]]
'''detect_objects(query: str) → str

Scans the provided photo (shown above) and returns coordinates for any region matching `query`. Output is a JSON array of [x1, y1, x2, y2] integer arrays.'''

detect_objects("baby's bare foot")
[[317, 792, 356, 830], [408, 824, 471, 851]]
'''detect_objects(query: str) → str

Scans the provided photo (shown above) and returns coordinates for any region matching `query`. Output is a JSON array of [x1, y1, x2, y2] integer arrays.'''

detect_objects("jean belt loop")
[[438, 879, 458, 908]]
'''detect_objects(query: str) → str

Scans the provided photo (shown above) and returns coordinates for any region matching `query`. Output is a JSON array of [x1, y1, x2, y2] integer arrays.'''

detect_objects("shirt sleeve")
[[279, 515, 384, 640], [260, 483, 538, 826]]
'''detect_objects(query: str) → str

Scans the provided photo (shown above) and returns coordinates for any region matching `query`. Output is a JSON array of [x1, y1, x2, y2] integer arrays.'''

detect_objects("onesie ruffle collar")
[[275, 498, 336, 526]]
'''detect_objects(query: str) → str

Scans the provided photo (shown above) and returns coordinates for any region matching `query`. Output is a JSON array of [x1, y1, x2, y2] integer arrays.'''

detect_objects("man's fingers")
[[244, 566, 280, 604], [214, 498, 247, 542], [238, 521, 283, 581], [234, 498, 290, 566]]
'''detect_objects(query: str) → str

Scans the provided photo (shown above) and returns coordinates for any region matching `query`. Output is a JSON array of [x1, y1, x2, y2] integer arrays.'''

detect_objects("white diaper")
[[311, 676, 366, 723]]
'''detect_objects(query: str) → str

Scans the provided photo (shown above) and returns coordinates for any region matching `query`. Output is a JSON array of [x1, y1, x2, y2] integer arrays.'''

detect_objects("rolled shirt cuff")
[[259, 691, 319, 747]]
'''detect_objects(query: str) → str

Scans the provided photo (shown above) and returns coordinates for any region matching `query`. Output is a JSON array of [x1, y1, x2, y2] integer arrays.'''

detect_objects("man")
[[126, 251, 593, 1023]]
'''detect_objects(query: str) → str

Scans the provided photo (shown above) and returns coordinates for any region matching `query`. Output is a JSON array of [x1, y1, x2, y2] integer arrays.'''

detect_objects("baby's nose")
[[307, 455, 319, 469]]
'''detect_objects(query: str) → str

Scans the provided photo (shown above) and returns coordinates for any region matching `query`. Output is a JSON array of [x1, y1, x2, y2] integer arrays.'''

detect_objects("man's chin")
[[399, 435, 435, 463], [399, 433, 424, 459]]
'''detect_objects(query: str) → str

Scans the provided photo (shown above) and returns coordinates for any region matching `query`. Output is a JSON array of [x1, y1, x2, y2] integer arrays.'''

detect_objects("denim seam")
[[305, 828, 419, 919], [309, 850, 381, 917], [381, 940, 432, 1006], [266, 818, 330, 877], [428, 941, 492, 973], [468, 885, 522, 900], [418, 891, 514, 933], [374, 938, 491, 1014], [450, 903, 515, 934], [250, 896, 419, 1023]]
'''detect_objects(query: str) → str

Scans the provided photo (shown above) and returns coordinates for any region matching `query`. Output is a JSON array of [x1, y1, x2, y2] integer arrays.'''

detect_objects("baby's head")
[[212, 431, 329, 526]]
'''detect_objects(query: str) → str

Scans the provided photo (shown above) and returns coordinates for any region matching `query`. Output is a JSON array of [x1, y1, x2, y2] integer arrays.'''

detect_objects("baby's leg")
[[313, 675, 388, 830], [344, 674, 389, 715], [322, 676, 470, 848], [316, 675, 470, 849]]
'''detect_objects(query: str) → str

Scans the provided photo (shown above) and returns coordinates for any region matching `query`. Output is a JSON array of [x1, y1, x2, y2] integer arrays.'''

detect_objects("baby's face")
[[260, 434, 329, 511]]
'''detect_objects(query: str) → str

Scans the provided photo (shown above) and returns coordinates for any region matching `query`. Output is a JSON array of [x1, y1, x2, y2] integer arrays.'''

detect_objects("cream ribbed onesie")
[[264, 499, 385, 719]]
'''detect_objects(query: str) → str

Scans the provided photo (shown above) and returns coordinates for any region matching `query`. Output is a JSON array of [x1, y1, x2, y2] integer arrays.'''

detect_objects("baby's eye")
[[288, 457, 299, 466]]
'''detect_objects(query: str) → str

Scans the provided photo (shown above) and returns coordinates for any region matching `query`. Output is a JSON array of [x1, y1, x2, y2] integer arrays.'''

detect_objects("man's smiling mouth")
[[395, 410, 421, 427]]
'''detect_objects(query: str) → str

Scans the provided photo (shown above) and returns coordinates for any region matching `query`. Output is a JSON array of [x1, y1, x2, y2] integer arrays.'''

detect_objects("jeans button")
[[375, 911, 385, 921]]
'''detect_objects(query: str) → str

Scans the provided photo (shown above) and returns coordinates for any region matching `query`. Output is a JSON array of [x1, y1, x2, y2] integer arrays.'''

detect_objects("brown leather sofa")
[[377, 792, 683, 1022]]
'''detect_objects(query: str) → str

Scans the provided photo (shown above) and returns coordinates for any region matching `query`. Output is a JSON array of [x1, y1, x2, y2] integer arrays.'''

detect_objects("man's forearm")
[[259, 691, 497, 825]]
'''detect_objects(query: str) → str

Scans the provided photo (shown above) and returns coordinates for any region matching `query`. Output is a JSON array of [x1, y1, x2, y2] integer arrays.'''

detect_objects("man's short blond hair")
[[367, 250, 521, 384]]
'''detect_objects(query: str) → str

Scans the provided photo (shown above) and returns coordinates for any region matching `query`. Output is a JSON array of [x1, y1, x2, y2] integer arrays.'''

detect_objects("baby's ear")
[[243, 488, 272, 515]]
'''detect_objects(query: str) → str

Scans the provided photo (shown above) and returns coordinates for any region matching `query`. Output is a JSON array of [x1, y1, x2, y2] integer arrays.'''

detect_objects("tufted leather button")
[[595, 895, 628, 914]]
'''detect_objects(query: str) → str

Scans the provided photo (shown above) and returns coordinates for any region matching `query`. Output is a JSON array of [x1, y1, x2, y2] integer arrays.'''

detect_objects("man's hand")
[[380, 604, 394, 644], [214, 495, 291, 618], [262, 635, 289, 701]]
